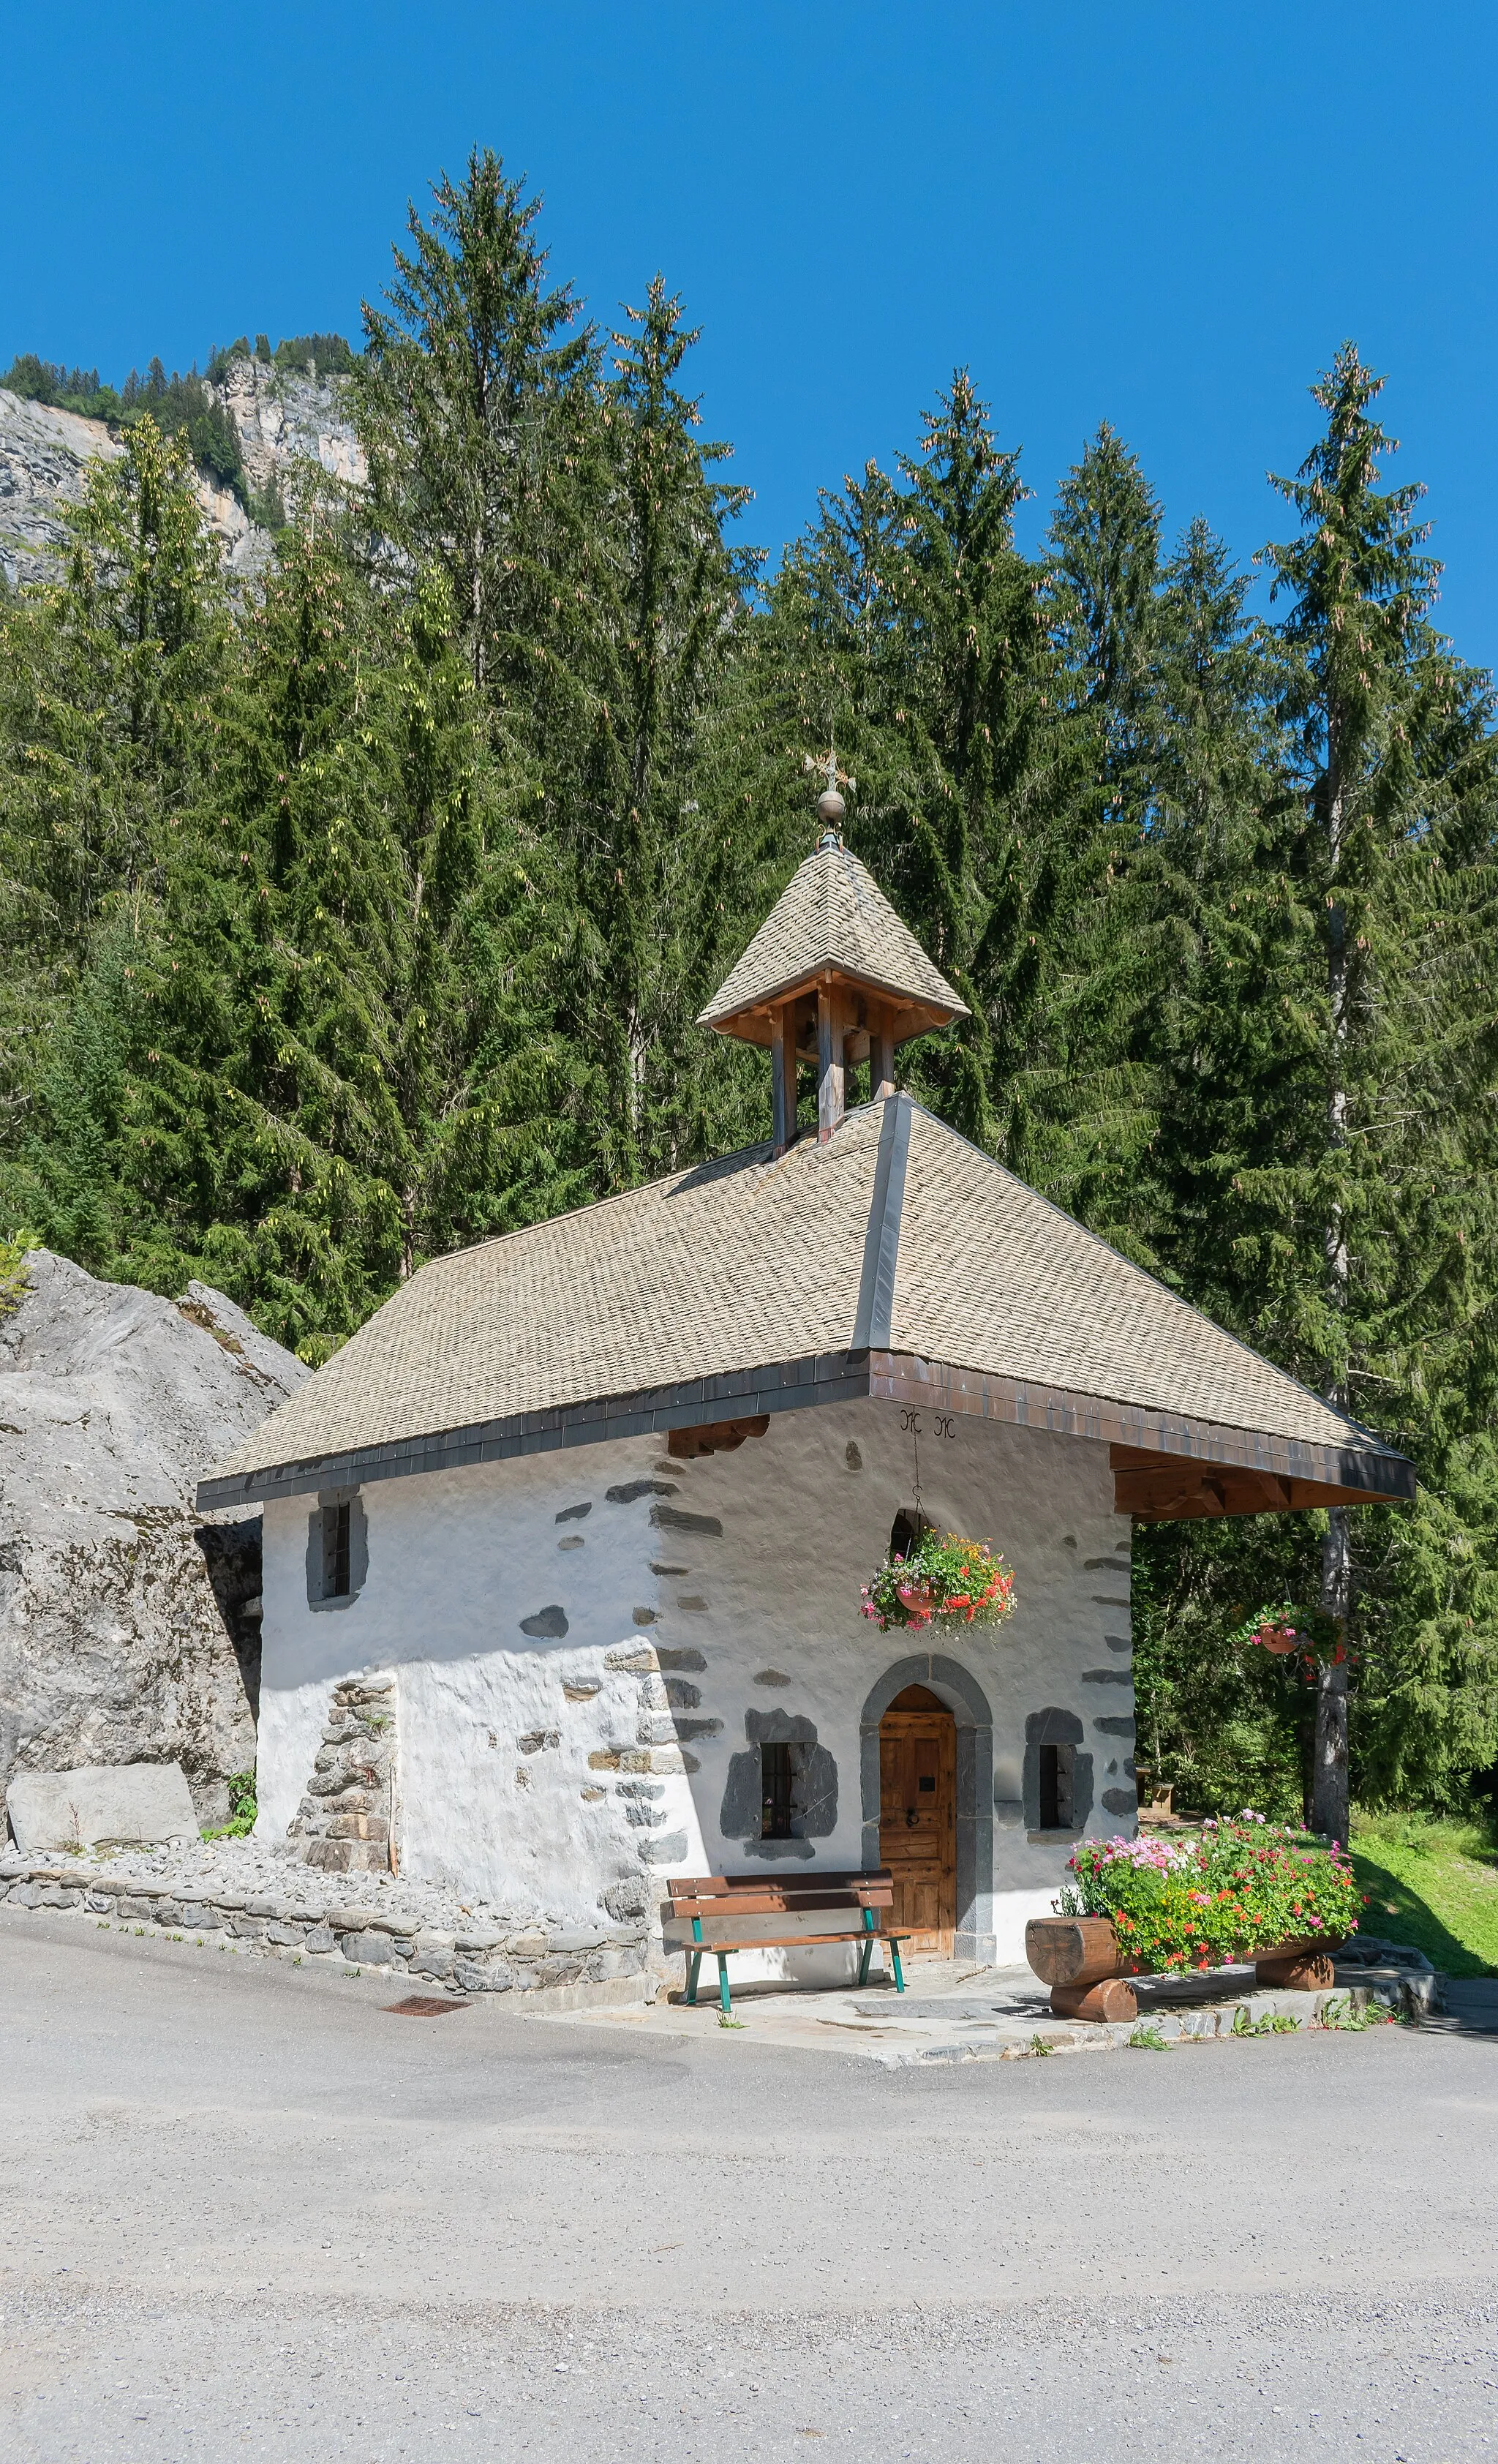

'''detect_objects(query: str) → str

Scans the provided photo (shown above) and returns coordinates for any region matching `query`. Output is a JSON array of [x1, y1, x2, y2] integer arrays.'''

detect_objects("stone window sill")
[[1027, 1828, 1085, 1844]]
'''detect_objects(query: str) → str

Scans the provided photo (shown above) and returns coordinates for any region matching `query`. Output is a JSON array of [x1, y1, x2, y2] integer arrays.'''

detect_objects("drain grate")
[[385, 1995, 471, 2017]]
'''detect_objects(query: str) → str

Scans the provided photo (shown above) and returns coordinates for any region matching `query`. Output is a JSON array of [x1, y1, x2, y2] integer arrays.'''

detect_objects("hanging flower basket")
[[861, 1532, 1015, 1633], [1227, 1601, 1350, 1680]]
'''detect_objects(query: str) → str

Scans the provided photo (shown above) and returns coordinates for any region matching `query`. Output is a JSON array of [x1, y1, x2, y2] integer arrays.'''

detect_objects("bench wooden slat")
[[681, 1929, 911, 1951], [669, 1891, 892, 1920], [670, 1871, 892, 1894]]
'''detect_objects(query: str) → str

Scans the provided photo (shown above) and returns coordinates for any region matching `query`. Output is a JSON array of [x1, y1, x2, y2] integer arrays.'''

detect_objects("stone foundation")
[[0, 1860, 650, 1996]]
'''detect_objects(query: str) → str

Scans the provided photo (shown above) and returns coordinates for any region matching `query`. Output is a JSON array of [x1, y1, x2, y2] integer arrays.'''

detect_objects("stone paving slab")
[[528, 1959, 1404, 2063]]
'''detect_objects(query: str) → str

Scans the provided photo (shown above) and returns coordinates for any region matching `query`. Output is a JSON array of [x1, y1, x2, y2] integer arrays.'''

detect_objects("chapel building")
[[200, 814, 1413, 1968]]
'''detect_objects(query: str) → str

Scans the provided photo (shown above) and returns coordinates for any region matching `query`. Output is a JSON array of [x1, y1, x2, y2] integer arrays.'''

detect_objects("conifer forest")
[[4, 150, 1497, 1822]]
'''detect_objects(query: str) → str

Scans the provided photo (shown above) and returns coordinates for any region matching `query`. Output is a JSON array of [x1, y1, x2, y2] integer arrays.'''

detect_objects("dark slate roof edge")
[[195, 1352, 873, 1509], [870, 1353, 1417, 1498]]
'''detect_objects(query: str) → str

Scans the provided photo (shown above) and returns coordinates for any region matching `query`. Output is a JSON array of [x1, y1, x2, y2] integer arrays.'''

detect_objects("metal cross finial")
[[804, 743, 856, 847]]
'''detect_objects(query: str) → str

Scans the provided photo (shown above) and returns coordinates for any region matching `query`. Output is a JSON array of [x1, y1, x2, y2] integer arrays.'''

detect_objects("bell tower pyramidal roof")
[[698, 800, 968, 1153]]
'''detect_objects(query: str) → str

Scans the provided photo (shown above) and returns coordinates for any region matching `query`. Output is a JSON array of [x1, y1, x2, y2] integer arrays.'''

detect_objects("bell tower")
[[697, 779, 968, 1153]]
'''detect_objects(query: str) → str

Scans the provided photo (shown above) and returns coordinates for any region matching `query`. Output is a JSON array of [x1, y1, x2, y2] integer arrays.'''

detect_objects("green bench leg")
[[889, 1936, 906, 1994], [686, 1950, 702, 2005], [717, 1953, 731, 2016], [857, 1930, 873, 1989]]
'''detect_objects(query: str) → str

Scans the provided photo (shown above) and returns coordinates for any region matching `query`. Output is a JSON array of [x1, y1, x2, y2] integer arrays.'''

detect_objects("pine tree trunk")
[[1317, 761, 1352, 1843], [1312, 1506, 1351, 1842]]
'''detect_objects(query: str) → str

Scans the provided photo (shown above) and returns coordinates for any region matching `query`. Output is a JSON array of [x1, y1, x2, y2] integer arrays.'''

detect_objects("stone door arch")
[[859, 1652, 994, 1962]]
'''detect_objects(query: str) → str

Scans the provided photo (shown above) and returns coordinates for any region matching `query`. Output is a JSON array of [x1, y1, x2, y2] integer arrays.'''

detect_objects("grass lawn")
[[1350, 1810, 1498, 1977]]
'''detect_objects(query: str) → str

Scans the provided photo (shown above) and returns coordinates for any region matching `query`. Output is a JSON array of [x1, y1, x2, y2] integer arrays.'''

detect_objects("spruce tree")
[[567, 277, 759, 1185], [355, 146, 595, 702], [1148, 348, 1498, 1833]]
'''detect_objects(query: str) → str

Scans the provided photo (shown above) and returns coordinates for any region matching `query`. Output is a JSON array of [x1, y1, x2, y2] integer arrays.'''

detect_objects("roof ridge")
[[851, 1094, 912, 1350]]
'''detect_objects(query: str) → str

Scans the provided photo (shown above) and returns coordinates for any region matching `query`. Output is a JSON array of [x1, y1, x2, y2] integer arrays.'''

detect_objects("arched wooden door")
[[878, 1684, 957, 1957]]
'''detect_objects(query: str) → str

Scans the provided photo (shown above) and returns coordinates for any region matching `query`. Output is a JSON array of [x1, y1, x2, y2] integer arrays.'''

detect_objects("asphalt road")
[[1, 1911, 1495, 2463]]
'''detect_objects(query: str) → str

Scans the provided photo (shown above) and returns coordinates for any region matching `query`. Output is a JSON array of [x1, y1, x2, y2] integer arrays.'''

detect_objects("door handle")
[[905, 1808, 918, 1828]]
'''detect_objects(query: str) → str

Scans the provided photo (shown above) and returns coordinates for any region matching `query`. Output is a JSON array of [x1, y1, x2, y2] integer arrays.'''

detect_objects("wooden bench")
[[664, 1871, 911, 2014]]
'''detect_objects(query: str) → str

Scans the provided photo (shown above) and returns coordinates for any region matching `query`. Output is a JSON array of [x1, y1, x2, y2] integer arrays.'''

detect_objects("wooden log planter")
[[1025, 1917, 1341, 2021]]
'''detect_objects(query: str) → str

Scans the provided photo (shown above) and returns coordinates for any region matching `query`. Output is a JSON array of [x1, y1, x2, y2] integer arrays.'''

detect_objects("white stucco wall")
[[257, 1397, 1133, 1964]]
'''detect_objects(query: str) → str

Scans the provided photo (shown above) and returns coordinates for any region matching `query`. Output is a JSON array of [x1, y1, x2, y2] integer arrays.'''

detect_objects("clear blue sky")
[[4, 2, 1495, 666]]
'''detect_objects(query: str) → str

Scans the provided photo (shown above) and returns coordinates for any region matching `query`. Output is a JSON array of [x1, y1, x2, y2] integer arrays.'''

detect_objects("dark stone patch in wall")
[[1084, 1558, 1118, 1570], [1091, 1594, 1132, 1607], [720, 1708, 838, 1846], [637, 1830, 688, 1865], [651, 1504, 722, 1537], [558, 1536, 585, 1552], [556, 1502, 592, 1524], [742, 1837, 816, 1860], [1023, 1707, 1092, 1832], [517, 1729, 560, 1754], [1102, 1787, 1137, 1816], [754, 1668, 791, 1687], [661, 1678, 701, 1709], [1094, 1715, 1136, 1738], [616, 1779, 664, 1801], [845, 1441, 863, 1471], [676, 1596, 709, 1612], [633, 1607, 658, 1626], [1082, 1669, 1132, 1684], [994, 1798, 1025, 1827], [1062, 1535, 1077, 1549], [657, 1647, 706, 1672], [745, 1708, 817, 1746], [718, 1749, 761, 1840], [650, 1560, 689, 1575], [608, 1479, 677, 1504], [1104, 1634, 1132, 1653], [520, 1604, 569, 1639]]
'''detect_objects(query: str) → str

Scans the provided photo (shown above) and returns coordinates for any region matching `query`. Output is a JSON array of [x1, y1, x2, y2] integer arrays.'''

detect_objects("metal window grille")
[[325, 1500, 351, 1599], [761, 1741, 795, 1839]]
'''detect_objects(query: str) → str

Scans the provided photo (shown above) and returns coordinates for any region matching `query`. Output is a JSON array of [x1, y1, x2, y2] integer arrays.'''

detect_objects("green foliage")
[[2, 353, 124, 421], [203, 1769, 258, 1838], [1350, 1807, 1498, 1975]]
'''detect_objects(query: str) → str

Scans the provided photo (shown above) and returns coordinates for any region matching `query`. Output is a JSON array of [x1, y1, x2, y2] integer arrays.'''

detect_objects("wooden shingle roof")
[[697, 841, 967, 1037], [198, 1097, 1412, 1514]]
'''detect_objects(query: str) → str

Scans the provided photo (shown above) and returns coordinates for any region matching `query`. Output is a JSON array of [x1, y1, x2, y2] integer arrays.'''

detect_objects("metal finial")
[[805, 741, 854, 845]]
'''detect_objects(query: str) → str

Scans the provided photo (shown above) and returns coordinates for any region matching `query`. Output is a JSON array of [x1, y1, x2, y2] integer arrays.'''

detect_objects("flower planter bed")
[[1025, 1915, 1343, 2021], [1028, 1817, 1360, 2020]]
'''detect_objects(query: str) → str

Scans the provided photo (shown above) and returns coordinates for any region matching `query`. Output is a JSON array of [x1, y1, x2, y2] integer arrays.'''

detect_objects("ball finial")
[[816, 787, 846, 827]]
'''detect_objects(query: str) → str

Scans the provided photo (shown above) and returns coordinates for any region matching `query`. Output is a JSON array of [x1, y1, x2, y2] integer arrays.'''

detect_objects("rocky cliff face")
[[0, 1254, 308, 1833], [0, 356, 366, 591]]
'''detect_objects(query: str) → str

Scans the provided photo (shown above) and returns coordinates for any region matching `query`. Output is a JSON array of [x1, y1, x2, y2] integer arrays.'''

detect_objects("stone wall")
[[285, 1674, 398, 1872], [256, 1394, 1130, 1964], [0, 1860, 649, 1997]]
